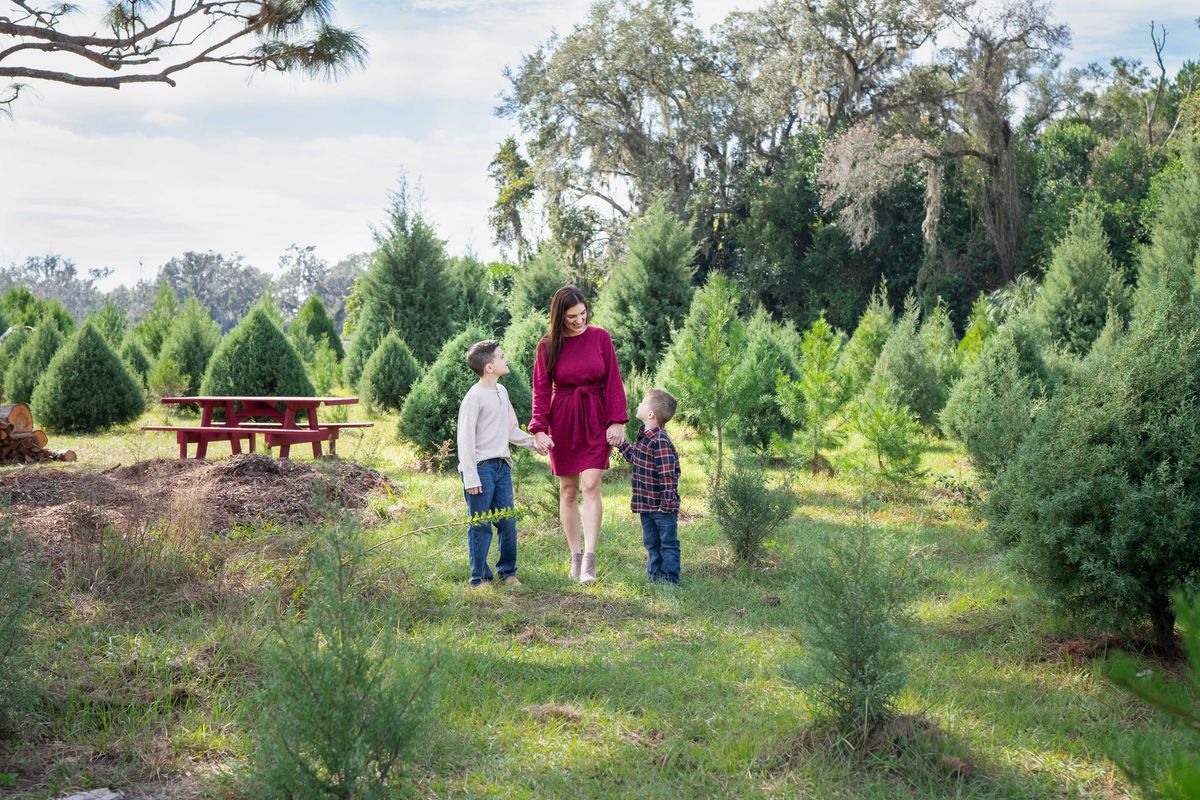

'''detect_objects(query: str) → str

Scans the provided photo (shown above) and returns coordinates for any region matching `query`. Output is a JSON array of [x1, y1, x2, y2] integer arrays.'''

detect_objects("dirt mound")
[[1, 455, 393, 541]]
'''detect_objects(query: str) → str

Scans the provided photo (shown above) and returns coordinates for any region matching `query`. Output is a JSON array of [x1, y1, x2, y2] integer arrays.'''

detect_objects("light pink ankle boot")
[[569, 551, 583, 581]]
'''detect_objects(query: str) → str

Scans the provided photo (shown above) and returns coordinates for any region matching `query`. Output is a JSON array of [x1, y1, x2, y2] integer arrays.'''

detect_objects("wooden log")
[[0, 404, 32, 433], [9, 430, 48, 449], [48, 448, 77, 462]]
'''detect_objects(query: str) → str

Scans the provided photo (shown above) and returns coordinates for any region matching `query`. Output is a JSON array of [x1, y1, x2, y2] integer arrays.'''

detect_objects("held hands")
[[467, 485, 482, 495], [533, 431, 554, 456], [605, 423, 626, 447]]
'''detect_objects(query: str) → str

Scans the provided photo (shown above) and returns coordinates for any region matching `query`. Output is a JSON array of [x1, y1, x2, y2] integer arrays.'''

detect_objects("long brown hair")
[[540, 285, 589, 381]]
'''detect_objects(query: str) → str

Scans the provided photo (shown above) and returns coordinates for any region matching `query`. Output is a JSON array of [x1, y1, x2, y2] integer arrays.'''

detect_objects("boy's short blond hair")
[[645, 388, 677, 425], [465, 340, 500, 376]]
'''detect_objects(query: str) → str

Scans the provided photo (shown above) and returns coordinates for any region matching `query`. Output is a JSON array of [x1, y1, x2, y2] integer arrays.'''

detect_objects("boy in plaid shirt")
[[617, 388, 682, 583]]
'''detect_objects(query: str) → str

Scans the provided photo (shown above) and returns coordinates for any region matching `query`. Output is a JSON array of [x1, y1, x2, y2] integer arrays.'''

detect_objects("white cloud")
[[143, 110, 187, 127]]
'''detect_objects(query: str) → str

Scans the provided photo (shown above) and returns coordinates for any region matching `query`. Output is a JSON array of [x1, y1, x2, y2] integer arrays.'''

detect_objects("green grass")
[[0, 405, 1192, 798]]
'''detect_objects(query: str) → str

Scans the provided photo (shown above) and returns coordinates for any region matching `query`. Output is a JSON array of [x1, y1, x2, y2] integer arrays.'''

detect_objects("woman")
[[529, 286, 627, 583]]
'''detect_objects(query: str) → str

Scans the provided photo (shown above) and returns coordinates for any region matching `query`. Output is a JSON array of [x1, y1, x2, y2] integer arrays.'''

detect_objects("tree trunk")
[[1149, 592, 1177, 654]]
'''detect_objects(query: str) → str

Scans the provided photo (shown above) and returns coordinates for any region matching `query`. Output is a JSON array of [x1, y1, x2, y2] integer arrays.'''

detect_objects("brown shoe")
[[504, 575, 522, 586], [569, 551, 583, 581], [579, 552, 597, 584]]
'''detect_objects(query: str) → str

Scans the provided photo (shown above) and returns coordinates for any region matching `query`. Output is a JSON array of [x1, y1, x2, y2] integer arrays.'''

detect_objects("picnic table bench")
[[142, 396, 372, 459]]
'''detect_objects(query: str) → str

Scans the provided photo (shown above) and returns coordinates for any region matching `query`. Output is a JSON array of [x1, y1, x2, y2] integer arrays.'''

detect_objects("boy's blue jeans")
[[463, 458, 517, 585], [640, 511, 680, 584]]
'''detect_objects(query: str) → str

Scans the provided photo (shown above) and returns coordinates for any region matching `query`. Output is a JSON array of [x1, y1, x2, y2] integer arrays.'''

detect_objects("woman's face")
[[562, 302, 588, 335]]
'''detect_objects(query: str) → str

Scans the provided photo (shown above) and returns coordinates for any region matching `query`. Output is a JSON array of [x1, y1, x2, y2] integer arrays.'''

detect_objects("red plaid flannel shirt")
[[617, 426, 680, 513]]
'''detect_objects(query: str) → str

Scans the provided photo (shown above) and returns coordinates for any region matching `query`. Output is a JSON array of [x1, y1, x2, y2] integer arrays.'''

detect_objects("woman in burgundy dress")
[[529, 286, 627, 583]]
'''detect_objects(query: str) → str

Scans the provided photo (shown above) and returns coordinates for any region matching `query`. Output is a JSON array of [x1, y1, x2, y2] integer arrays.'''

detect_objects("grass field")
[[0, 402, 1191, 799]]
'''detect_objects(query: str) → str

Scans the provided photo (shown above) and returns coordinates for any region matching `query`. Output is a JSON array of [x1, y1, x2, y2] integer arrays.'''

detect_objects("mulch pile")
[[1, 454, 393, 541]]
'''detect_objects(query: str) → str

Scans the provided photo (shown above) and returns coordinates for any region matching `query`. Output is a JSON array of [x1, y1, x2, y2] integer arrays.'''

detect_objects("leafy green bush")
[[291, 295, 344, 360], [1106, 594, 1200, 799], [250, 520, 434, 799], [848, 375, 923, 480], [201, 308, 314, 398], [0, 327, 31, 375], [344, 194, 452, 385], [785, 523, 916, 735], [872, 301, 944, 428], [89, 296, 127, 347], [622, 369, 653, 443], [147, 355, 189, 400], [500, 308, 547, 381], [940, 314, 1055, 483], [132, 282, 180, 357], [157, 297, 221, 396], [308, 339, 341, 396], [0, 524, 35, 739], [120, 336, 152, 387], [360, 332, 421, 413], [0, 287, 73, 336], [4, 323, 63, 405], [777, 314, 847, 474], [658, 274, 754, 480], [508, 248, 567, 318], [595, 201, 695, 375], [446, 254, 505, 335], [919, 299, 961, 392], [735, 310, 801, 452], [1032, 201, 1129, 356], [837, 281, 893, 397], [707, 454, 798, 565], [31, 322, 145, 432], [956, 293, 997, 368], [985, 289, 1200, 651], [399, 325, 532, 466]]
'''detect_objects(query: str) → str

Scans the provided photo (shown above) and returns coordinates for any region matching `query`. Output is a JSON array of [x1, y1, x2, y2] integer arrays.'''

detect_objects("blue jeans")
[[463, 458, 518, 584], [640, 511, 680, 584]]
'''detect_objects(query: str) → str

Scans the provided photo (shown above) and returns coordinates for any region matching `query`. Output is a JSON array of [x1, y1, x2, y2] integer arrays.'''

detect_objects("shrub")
[[508, 248, 567, 318], [940, 314, 1054, 483], [4, 323, 64, 405], [707, 454, 798, 565], [785, 523, 916, 735], [1131, 137, 1200, 323], [0, 287, 73, 336], [500, 308, 547, 381], [147, 355, 189, 400], [622, 369, 654, 444], [595, 201, 696, 375], [31, 322, 145, 432], [360, 332, 421, 413], [344, 193, 452, 385], [919, 299, 961, 391], [132, 281, 180, 357], [291, 295, 344, 360], [956, 293, 997, 368], [777, 314, 847, 474], [308, 339, 341, 396], [985, 289, 1200, 651], [446, 254, 505, 335], [657, 274, 754, 480], [399, 325, 533, 466], [1032, 201, 1129, 356], [89, 296, 127, 347], [157, 297, 221, 396], [837, 281, 893, 397], [1105, 594, 1200, 797], [0, 327, 31, 374], [251, 520, 434, 799], [0, 524, 35, 739], [735, 310, 801, 452], [848, 375, 924, 480], [872, 301, 944, 428], [120, 337, 152, 387], [201, 308, 315, 397]]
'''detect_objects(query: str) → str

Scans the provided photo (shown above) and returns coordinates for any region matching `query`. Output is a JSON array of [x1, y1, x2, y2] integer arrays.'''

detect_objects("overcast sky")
[[0, 0, 1195, 291]]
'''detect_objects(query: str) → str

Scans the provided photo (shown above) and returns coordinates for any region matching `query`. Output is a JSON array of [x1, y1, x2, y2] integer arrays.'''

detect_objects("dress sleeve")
[[529, 340, 552, 434], [599, 328, 628, 427]]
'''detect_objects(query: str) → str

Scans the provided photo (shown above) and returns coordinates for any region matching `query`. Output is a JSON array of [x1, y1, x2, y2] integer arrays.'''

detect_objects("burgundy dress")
[[529, 326, 628, 476]]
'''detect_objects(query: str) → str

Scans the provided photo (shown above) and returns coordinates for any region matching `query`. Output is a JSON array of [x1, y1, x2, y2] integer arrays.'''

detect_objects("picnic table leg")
[[312, 441, 322, 459], [230, 433, 243, 456], [196, 439, 208, 459], [249, 433, 256, 453], [328, 429, 339, 456], [177, 432, 187, 459]]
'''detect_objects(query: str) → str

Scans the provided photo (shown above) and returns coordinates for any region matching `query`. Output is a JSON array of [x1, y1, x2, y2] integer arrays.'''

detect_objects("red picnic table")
[[143, 396, 372, 459]]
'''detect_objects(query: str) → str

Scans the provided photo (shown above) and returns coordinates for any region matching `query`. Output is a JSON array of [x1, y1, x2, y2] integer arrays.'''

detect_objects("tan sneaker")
[[504, 575, 522, 586], [569, 551, 583, 581], [579, 552, 597, 584]]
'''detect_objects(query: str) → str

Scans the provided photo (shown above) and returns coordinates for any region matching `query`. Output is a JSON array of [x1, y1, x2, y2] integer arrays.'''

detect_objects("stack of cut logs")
[[0, 403, 76, 464]]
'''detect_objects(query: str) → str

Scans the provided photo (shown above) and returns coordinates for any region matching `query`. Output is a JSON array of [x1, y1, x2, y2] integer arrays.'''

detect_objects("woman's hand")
[[533, 432, 554, 455], [606, 423, 625, 446]]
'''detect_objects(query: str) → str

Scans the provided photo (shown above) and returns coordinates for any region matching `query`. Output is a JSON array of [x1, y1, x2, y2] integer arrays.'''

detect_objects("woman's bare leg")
[[559, 473, 582, 555], [580, 468, 604, 553]]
